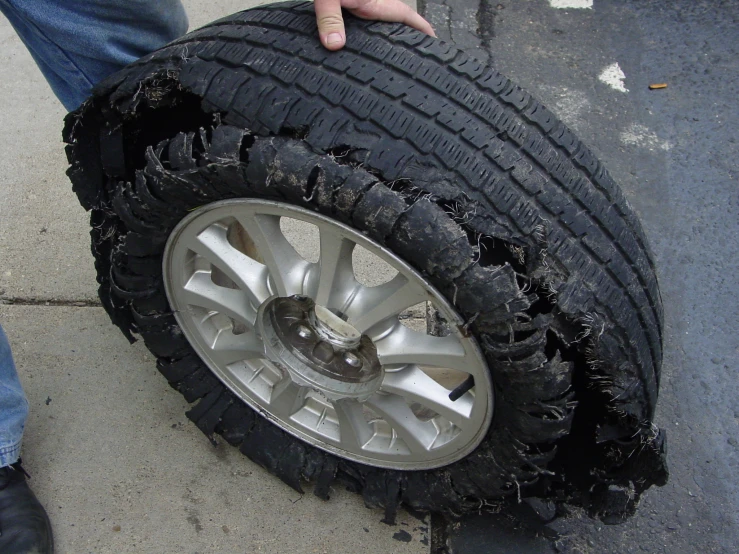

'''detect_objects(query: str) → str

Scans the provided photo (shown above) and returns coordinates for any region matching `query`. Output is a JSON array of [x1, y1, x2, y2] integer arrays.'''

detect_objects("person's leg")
[[0, 325, 52, 553], [0, 0, 188, 110], [0, 325, 27, 468]]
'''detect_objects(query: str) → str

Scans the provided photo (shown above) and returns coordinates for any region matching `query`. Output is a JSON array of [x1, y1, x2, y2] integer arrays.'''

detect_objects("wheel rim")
[[163, 199, 493, 470]]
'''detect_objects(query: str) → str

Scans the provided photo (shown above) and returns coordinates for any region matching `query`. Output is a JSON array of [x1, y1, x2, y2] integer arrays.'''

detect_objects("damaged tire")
[[64, 1, 667, 524]]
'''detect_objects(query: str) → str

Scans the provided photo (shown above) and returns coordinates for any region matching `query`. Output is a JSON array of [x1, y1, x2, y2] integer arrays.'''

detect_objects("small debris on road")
[[649, 83, 668, 89]]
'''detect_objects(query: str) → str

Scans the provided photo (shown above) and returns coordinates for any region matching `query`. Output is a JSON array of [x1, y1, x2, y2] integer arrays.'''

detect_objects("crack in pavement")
[[425, 0, 452, 42], [424, 0, 495, 65], [475, 0, 497, 63], [0, 297, 101, 307]]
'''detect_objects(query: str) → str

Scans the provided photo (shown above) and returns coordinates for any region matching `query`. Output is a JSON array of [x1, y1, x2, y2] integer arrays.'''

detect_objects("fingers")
[[348, 0, 436, 37], [314, 0, 436, 51], [314, 0, 347, 50]]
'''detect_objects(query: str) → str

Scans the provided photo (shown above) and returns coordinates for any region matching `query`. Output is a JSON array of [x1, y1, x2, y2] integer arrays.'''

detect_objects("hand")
[[314, 0, 436, 51]]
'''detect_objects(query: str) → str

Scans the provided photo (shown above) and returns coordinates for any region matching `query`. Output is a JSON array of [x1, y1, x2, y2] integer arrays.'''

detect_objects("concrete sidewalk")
[[0, 1, 430, 552]]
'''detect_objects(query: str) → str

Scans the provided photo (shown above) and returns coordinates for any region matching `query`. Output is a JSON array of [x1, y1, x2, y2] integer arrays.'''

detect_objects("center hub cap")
[[258, 296, 384, 401]]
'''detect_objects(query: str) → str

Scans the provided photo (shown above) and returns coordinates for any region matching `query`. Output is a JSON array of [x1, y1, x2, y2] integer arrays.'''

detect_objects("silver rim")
[[163, 199, 493, 470]]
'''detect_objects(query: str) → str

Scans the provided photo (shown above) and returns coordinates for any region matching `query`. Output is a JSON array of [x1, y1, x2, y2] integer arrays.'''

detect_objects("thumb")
[[314, 0, 346, 50]]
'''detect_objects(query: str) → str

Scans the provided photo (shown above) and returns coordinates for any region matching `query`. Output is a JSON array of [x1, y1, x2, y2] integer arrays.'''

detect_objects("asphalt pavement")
[[422, 1, 738, 552]]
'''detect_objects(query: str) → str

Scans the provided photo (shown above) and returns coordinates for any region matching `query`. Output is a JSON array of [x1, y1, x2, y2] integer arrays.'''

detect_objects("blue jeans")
[[0, 326, 28, 467], [0, 0, 188, 110], [0, 0, 188, 466]]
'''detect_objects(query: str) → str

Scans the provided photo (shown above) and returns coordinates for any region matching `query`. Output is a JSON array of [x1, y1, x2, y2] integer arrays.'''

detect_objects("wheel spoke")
[[267, 381, 308, 420], [189, 224, 270, 304], [365, 393, 439, 454], [236, 214, 310, 297], [347, 274, 429, 333], [182, 271, 257, 326], [208, 329, 264, 365], [380, 366, 474, 427], [314, 226, 357, 310], [374, 325, 472, 372], [333, 398, 374, 450]]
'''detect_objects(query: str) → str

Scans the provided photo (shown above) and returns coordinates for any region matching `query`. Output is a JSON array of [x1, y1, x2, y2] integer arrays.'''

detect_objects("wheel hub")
[[163, 199, 494, 470], [258, 296, 384, 402]]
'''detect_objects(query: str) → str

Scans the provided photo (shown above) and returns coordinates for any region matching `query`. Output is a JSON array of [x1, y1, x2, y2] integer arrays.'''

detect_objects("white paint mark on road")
[[599, 63, 629, 93], [549, 0, 593, 8], [621, 124, 671, 151]]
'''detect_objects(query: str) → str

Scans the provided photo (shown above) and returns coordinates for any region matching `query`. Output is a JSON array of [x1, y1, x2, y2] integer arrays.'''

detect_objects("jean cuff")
[[0, 441, 22, 468]]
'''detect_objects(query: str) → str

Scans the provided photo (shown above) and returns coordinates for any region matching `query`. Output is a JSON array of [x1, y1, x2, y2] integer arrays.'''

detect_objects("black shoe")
[[0, 460, 53, 554]]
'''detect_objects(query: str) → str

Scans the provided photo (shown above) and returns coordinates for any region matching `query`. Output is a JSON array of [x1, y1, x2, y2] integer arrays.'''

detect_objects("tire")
[[63, 1, 667, 524]]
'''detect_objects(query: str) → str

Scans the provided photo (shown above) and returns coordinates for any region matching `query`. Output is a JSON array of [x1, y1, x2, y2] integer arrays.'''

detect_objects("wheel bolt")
[[296, 324, 313, 339], [344, 352, 362, 368]]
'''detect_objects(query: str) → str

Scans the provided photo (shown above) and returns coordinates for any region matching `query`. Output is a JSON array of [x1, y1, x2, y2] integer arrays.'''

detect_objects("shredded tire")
[[63, 1, 668, 524]]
